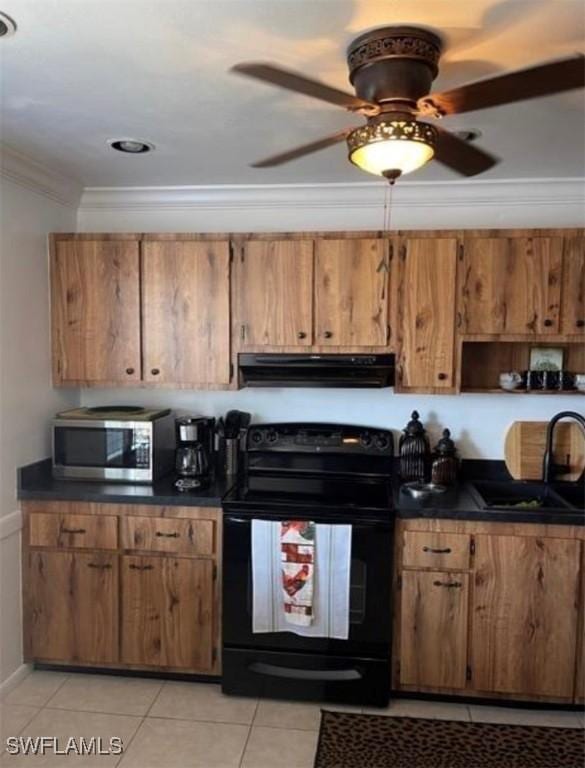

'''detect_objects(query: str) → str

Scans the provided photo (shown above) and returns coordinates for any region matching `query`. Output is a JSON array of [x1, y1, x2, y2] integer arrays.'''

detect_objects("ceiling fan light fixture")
[[347, 119, 436, 178]]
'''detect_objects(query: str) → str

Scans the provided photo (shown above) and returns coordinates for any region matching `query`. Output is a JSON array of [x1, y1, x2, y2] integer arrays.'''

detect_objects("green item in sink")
[[511, 499, 542, 508]]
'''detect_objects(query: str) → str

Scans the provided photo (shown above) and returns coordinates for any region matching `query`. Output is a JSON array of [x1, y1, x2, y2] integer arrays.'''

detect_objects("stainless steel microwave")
[[52, 407, 174, 483]]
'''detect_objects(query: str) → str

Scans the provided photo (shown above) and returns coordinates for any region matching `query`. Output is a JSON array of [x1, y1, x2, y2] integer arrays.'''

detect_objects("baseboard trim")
[[0, 663, 31, 699], [0, 509, 22, 541]]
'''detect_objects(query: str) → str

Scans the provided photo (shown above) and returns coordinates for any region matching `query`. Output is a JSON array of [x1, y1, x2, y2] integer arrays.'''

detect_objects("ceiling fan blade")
[[433, 126, 499, 176], [251, 130, 351, 168], [419, 54, 585, 116], [232, 62, 379, 114]]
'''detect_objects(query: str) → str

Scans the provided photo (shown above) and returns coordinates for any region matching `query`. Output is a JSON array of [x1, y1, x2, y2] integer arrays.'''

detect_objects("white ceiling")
[[1, 0, 584, 187]]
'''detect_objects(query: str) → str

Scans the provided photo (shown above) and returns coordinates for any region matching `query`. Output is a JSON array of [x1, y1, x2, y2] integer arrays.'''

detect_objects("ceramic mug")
[[499, 371, 523, 391]]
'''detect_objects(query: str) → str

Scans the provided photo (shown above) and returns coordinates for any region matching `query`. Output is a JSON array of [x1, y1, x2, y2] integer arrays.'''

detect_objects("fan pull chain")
[[382, 181, 394, 234]]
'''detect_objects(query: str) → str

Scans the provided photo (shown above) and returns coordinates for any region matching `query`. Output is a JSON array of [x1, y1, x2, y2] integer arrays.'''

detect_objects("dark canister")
[[399, 411, 430, 482], [431, 428, 459, 486]]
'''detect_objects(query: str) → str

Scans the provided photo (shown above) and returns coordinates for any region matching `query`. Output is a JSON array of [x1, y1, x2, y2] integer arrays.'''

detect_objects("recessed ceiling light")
[[0, 12, 17, 38], [453, 130, 482, 143], [108, 138, 155, 154]]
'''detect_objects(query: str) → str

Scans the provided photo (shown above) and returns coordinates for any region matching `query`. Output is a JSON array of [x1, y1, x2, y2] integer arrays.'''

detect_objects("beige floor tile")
[[47, 674, 163, 717], [118, 717, 249, 768], [0, 704, 40, 742], [241, 726, 318, 768], [3, 673, 68, 708], [149, 681, 257, 725], [0, 707, 141, 766], [363, 697, 471, 721], [254, 699, 360, 731], [469, 704, 584, 728]]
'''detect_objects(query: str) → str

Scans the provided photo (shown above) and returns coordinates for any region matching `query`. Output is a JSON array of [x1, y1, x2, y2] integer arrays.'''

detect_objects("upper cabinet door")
[[142, 241, 231, 385], [234, 240, 313, 346], [314, 239, 389, 347], [561, 236, 585, 335], [52, 239, 141, 384], [459, 236, 563, 335], [397, 238, 457, 390]]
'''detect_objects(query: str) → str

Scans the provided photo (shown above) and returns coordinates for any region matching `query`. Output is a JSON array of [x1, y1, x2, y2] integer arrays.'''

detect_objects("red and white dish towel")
[[281, 521, 316, 626], [251, 519, 352, 639]]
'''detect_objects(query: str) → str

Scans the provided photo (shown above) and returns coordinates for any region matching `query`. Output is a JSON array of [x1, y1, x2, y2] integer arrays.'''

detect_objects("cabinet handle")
[[61, 527, 86, 535], [125, 367, 135, 375], [87, 562, 112, 570], [323, 331, 333, 339], [433, 580, 462, 588], [151, 368, 160, 376], [543, 319, 553, 327], [129, 564, 154, 571], [155, 531, 180, 538], [437, 373, 448, 381], [423, 546, 451, 554], [297, 331, 307, 340], [576, 320, 585, 328]]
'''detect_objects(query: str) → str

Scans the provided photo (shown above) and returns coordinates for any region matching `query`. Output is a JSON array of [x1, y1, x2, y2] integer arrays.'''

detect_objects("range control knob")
[[375, 434, 389, 451], [266, 429, 278, 444], [250, 429, 263, 445], [360, 432, 372, 448]]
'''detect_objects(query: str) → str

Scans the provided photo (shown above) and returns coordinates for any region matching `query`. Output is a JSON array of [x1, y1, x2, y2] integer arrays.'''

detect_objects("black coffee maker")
[[174, 416, 215, 491]]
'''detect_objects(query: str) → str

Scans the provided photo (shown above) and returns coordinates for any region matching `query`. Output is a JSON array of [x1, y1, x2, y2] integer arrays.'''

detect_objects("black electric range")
[[222, 422, 395, 707]]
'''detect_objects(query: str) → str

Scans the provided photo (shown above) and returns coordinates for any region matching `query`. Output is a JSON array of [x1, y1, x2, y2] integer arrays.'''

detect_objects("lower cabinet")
[[23, 502, 221, 675], [121, 555, 214, 671], [400, 570, 469, 689], [26, 550, 118, 664], [395, 519, 584, 703]]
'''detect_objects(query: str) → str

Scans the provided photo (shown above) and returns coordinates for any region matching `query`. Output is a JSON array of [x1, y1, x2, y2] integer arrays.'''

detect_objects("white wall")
[[77, 177, 585, 460], [0, 174, 79, 686]]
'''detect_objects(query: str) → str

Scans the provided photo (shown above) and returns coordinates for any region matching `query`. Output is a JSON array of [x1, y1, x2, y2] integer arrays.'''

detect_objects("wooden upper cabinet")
[[141, 241, 231, 385], [459, 236, 563, 335], [234, 240, 313, 346], [51, 239, 141, 384], [396, 238, 457, 390], [471, 534, 580, 698], [562, 235, 585, 335], [314, 239, 389, 346], [400, 570, 469, 690]]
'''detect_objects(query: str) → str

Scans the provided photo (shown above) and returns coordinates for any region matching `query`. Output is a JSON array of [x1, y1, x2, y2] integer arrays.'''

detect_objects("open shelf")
[[461, 341, 585, 395]]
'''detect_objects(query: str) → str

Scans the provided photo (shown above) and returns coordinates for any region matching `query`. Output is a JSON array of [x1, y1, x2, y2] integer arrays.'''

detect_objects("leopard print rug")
[[314, 711, 584, 768]]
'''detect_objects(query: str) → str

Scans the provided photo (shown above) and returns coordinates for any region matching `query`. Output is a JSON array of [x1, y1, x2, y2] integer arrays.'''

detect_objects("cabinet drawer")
[[29, 513, 118, 550], [403, 531, 470, 570], [121, 516, 215, 556]]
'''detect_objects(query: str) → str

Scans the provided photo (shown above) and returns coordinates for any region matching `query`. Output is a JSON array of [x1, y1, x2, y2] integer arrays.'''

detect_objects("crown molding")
[[79, 178, 585, 214], [0, 144, 83, 208]]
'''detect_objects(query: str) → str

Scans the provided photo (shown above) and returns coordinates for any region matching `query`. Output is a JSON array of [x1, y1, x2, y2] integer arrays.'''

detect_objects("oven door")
[[222, 506, 392, 660]]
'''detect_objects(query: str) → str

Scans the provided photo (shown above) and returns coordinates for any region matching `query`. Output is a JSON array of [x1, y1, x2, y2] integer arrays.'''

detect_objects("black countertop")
[[18, 459, 231, 508], [18, 459, 584, 525]]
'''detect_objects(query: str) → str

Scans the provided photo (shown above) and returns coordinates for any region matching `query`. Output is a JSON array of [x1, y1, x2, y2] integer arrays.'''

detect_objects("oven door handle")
[[224, 515, 391, 530], [248, 661, 363, 681]]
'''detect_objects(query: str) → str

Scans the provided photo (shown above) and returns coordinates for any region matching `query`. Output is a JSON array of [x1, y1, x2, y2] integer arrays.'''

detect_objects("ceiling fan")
[[231, 26, 585, 182]]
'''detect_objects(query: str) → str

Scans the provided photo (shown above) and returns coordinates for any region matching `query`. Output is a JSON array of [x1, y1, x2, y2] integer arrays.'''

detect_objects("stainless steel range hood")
[[238, 353, 395, 389]]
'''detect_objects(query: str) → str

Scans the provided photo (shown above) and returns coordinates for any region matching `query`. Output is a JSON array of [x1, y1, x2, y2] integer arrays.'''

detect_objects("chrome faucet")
[[542, 411, 585, 484]]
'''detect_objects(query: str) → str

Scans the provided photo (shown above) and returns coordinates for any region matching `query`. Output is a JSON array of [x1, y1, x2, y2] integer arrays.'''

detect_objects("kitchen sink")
[[551, 483, 585, 511], [469, 481, 571, 511]]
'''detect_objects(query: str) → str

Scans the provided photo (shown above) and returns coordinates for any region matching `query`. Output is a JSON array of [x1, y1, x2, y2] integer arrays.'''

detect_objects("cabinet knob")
[[576, 320, 585, 328], [151, 368, 160, 376], [125, 367, 135, 375], [437, 372, 448, 381], [297, 331, 307, 340], [543, 319, 553, 327], [433, 580, 462, 588], [323, 331, 333, 339]]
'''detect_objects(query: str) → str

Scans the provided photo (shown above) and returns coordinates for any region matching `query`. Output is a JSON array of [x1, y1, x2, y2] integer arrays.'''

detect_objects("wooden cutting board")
[[504, 421, 585, 481]]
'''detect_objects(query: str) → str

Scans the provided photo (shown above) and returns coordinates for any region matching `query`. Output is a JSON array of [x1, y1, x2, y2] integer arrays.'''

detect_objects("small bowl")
[[402, 482, 447, 500]]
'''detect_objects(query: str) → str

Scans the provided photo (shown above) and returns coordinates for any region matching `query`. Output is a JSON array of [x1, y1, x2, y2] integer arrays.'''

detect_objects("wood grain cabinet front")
[[121, 555, 214, 671], [402, 531, 471, 570], [25, 550, 118, 664], [400, 570, 469, 689], [121, 516, 215, 557], [459, 236, 563, 335], [561, 235, 585, 335], [29, 513, 118, 550]]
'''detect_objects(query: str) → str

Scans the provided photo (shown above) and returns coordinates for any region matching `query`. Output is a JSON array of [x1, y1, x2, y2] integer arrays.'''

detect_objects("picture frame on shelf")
[[529, 347, 564, 372]]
